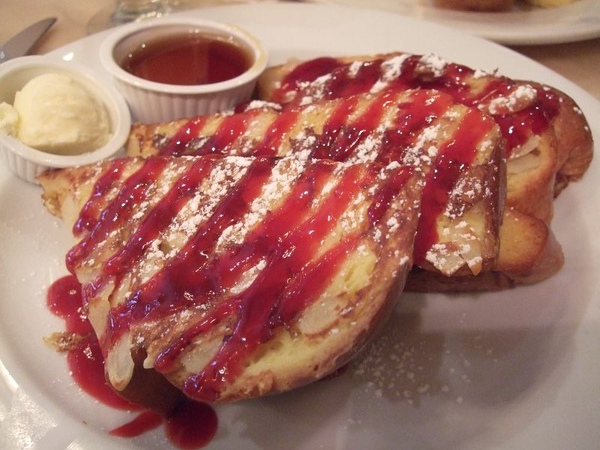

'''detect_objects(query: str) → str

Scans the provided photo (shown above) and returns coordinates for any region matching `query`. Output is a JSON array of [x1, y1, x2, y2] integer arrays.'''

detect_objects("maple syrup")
[[121, 33, 252, 85]]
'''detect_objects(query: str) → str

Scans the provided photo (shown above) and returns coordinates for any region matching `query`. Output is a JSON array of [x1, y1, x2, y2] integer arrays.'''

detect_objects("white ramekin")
[[0, 56, 131, 184], [99, 17, 269, 123]]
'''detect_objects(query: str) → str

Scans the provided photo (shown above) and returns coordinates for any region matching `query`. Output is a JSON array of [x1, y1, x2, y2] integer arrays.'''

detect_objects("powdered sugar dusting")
[[352, 307, 499, 405], [215, 153, 309, 252], [417, 53, 448, 78], [401, 124, 441, 170], [482, 84, 537, 116], [370, 54, 411, 94], [243, 100, 282, 112], [347, 60, 363, 78], [124, 157, 252, 286]]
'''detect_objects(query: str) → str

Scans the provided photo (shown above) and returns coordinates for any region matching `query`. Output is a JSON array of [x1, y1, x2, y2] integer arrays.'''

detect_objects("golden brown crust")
[[495, 209, 565, 283], [504, 130, 557, 222], [543, 84, 594, 196], [405, 209, 564, 291]]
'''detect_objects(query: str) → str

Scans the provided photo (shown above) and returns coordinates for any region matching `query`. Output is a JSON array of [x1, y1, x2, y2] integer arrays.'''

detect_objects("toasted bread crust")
[[542, 84, 594, 195], [406, 209, 564, 291]]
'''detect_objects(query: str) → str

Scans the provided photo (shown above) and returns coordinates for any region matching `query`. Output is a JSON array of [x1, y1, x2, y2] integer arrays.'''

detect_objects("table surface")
[[1, 0, 599, 100]]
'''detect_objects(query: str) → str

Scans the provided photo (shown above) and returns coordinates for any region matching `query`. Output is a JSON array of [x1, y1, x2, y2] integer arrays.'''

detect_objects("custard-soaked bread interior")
[[126, 90, 506, 278], [39, 153, 424, 402]]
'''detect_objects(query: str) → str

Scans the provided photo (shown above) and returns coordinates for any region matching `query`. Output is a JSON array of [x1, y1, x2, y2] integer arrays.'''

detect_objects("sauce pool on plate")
[[47, 275, 219, 449], [121, 33, 253, 85]]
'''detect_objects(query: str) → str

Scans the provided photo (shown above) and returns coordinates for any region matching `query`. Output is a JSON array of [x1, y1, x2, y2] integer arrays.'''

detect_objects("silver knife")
[[0, 17, 57, 64]]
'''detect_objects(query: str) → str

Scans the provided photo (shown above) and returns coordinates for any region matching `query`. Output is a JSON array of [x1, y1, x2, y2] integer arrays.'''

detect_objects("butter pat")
[[0, 102, 19, 136], [12, 73, 111, 155]]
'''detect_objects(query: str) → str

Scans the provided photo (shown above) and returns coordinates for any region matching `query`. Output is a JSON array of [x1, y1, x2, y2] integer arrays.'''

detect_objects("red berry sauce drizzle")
[[273, 54, 559, 157], [151, 88, 489, 269], [46, 275, 218, 449]]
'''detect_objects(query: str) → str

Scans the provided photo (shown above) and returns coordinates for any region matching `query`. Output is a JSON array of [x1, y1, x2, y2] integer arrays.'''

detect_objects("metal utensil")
[[0, 17, 57, 64]]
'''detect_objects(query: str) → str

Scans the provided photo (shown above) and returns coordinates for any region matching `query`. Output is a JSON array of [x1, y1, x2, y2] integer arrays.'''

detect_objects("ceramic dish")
[[99, 17, 268, 122], [309, 0, 600, 45], [0, 3, 598, 449], [0, 56, 131, 184]]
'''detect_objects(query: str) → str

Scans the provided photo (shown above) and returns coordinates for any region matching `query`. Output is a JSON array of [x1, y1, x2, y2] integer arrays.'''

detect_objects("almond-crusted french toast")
[[126, 90, 505, 278], [256, 52, 593, 222], [38, 153, 422, 403], [254, 52, 593, 290]]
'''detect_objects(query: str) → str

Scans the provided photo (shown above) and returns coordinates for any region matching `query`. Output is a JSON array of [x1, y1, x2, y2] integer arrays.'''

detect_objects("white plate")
[[1, 3, 599, 449], [310, 0, 600, 45]]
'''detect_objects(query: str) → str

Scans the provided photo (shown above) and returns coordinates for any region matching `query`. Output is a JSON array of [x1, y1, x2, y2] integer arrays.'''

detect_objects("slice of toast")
[[126, 90, 506, 278], [256, 52, 593, 223], [406, 209, 564, 291], [38, 153, 422, 403], [255, 52, 593, 289]]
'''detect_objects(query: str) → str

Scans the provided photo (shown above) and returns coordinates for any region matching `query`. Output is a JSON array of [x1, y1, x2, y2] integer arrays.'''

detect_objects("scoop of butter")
[[5, 73, 112, 155], [0, 102, 19, 136]]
